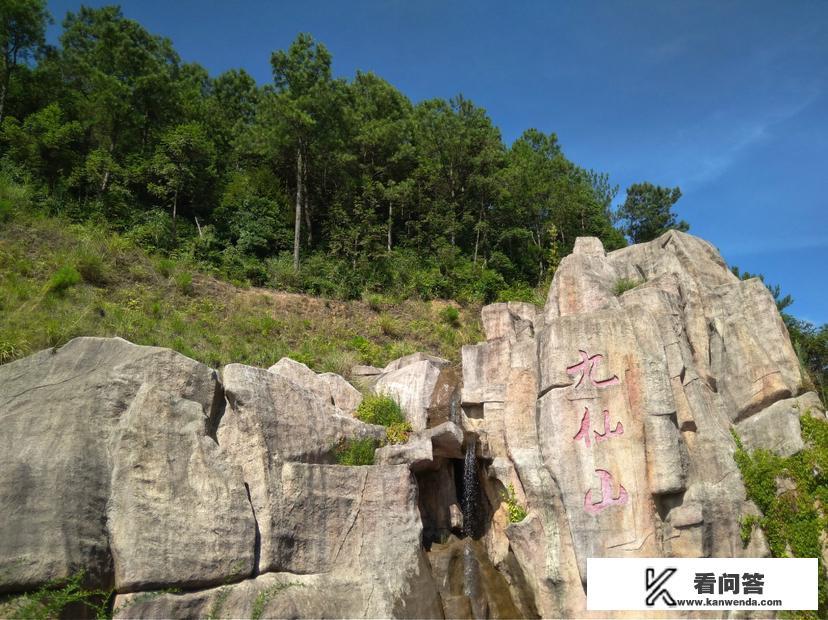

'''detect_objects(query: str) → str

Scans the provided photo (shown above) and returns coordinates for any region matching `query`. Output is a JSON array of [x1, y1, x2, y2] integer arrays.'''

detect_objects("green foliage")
[[0, 202, 482, 374], [355, 394, 406, 427], [385, 421, 412, 444], [0, 8, 635, 301], [75, 251, 106, 285], [334, 437, 377, 466], [732, 418, 828, 618], [439, 305, 460, 327], [0, 570, 111, 620], [613, 277, 640, 296], [47, 264, 80, 294], [175, 271, 193, 295], [740, 514, 760, 547], [157, 258, 176, 278], [616, 182, 688, 243], [501, 483, 528, 523]]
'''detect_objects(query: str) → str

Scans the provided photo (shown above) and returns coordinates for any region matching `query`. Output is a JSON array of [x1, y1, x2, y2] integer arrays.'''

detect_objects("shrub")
[[439, 305, 461, 327], [0, 570, 112, 620], [47, 265, 81, 295], [377, 313, 400, 337], [156, 258, 176, 278], [334, 438, 377, 465], [386, 420, 413, 445], [732, 418, 828, 617], [501, 483, 528, 523], [496, 283, 543, 305], [363, 292, 385, 312], [75, 252, 106, 285], [355, 394, 406, 427], [175, 271, 193, 295], [613, 277, 640, 296], [0, 198, 13, 223]]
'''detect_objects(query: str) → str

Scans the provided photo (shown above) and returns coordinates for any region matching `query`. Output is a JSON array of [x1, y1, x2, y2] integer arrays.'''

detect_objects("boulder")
[[0, 337, 254, 593], [375, 359, 444, 431], [217, 363, 384, 575], [268, 357, 363, 415], [735, 396, 805, 457]]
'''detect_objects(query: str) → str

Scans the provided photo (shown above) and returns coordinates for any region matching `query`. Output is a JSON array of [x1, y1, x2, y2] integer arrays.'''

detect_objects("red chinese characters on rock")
[[583, 469, 628, 515], [572, 407, 624, 448], [565, 350, 620, 388], [565, 350, 628, 515]]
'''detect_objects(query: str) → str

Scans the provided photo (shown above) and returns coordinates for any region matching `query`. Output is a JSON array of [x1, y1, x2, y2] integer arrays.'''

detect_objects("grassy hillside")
[[0, 187, 484, 374]]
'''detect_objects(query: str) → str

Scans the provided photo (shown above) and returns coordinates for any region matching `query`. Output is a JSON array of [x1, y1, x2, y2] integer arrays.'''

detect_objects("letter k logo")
[[645, 568, 677, 607]]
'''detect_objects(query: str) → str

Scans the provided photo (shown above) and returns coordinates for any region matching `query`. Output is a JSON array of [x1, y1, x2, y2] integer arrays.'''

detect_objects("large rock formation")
[[0, 230, 821, 618]]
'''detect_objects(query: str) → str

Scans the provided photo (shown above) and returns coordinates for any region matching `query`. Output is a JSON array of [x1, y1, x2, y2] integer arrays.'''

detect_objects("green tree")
[[269, 33, 337, 270], [616, 182, 688, 243], [0, 101, 81, 189], [148, 122, 215, 246], [0, 0, 49, 124], [59, 6, 181, 198]]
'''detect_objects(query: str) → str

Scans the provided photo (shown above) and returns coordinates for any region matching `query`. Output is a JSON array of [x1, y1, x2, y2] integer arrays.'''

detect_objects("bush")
[[0, 570, 112, 620], [363, 292, 385, 312], [175, 271, 193, 295], [496, 283, 543, 305], [156, 258, 176, 278], [334, 438, 377, 465], [355, 394, 407, 427], [732, 418, 828, 617], [501, 483, 528, 523], [613, 277, 640, 296], [386, 420, 413, 445], [75, 252, 106, 285], [439, 305, 461, 327], [0, 198, 13, 223], [48, 265, 81, 295]]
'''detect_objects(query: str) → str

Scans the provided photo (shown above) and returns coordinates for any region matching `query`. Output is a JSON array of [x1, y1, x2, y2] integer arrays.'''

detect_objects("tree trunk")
[[172, 189, 178, 247], [302, 147, 312, 246], [387, 202, 393, 251], [473, 202, 484, 264], [0, 80, 7, 126], [293, 144, 303, 271]]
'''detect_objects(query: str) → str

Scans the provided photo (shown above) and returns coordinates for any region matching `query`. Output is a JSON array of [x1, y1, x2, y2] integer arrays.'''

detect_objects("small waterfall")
[[462, 437, 480, 538], [449, 391, 459, 425]]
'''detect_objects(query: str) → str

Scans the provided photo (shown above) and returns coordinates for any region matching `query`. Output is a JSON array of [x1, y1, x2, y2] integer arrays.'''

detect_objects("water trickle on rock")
[[462, 437, 480, 538]]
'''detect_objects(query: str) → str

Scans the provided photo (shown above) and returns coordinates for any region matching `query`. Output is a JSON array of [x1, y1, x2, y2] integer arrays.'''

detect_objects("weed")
[[76, 252, 107, 285], [156, 258, 176, 278], [501, 483, 528, 523], [334, 438, 377, 465], [612, 277, 640, 296], [0, 570, 112, 620], [47, 266, 81, 295], [386, 421, 413, 445], [732, 418, 828, 618], [439, 305, 461, 327], [175, 271, 193, 295], [355, 394, 406, 427], [363, 292, 385, 312]]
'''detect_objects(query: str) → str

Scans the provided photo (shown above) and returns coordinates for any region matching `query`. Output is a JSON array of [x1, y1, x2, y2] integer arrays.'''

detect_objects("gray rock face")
[[0, 337, 254, 594], [1, 230, 820, 619], [375, 358, 447, 431], [268, 357, 363, 415], [460, 230, 813, 617]]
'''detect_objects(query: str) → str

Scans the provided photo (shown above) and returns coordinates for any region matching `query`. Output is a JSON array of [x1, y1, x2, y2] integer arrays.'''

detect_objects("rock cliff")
[[0, 230, 823, 618]]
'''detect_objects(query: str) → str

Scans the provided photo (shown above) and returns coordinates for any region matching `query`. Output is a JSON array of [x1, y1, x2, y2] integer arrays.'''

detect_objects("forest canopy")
[[0, 1, 689, 302]]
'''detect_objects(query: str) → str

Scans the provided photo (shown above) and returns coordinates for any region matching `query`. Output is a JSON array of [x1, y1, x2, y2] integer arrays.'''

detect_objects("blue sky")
[[46, 1, 827, 323]]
